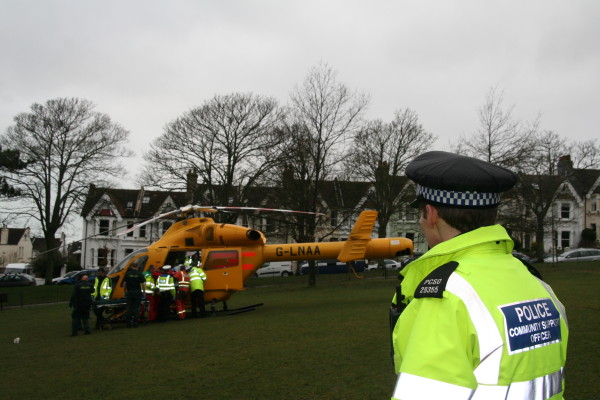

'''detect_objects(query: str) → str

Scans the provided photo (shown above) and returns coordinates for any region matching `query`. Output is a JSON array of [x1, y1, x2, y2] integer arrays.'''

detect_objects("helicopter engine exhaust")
[[246, 230, 261, 241]]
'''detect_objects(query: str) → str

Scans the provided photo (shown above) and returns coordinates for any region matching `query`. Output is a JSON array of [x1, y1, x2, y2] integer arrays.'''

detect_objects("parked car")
[[544, 248, 600, 263], [54, 269, 99, 285], [255, 261, 295, 277], [512, 251, 533, 264], [366, 259, 402, 271], [299, 259, 365, 275], [0, 273, 37, 287]]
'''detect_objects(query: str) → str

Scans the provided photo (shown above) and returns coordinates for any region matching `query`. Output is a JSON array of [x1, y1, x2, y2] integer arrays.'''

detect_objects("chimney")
[[0, 226, 8, 245], [134, 186, 145, 217], [558, 155, 573, 176], [186, 170, 198, 205]]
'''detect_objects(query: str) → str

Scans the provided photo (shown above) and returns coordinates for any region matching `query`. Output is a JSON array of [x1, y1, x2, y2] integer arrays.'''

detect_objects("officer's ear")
[[423, 204, 440, 227]]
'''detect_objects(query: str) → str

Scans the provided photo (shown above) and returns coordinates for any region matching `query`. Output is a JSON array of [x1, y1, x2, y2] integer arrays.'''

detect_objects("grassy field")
[[0, 263, 597, 400]]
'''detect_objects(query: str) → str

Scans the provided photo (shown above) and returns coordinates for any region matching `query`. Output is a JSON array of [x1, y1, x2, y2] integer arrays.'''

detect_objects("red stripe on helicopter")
[[242, 264, 255, 270], [242, 252, 256, 257]]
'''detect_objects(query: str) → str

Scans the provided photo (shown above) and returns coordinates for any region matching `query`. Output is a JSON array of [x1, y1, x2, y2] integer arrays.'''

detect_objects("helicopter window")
[[164, 251, 189, 269], [204, 250, 239, 270], [109, 248, 148, 275]]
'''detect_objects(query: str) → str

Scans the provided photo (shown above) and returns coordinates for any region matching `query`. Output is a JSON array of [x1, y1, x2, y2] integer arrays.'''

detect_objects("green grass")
[[0, 264, 597, 399]]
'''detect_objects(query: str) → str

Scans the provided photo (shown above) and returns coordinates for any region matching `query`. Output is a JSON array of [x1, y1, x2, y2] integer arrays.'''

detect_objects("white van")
[[2, 263, 33, 275], [255, 261, 295, 277]]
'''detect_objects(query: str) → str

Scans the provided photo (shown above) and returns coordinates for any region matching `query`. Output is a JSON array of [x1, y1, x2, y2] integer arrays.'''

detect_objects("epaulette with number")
[[414, 261, 459, 298]]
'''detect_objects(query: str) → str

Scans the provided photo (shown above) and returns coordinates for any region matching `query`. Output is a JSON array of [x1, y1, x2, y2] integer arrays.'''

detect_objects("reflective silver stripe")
[[537, 278, 569, 329], [507, 368, 563, 400], [472, 368, 564, 400], [446, 274, 504, 385], [393, 372, 474, 400]]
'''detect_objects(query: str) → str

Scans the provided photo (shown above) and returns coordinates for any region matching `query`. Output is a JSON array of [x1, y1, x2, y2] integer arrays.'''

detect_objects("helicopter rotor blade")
[[211, 206, 324, 216], [116, 204, 322, 237]]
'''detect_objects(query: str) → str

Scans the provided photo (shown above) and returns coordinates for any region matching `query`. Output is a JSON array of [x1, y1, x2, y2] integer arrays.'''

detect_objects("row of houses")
[[4, 155, 598, 271], [77, 155, 599, 269]]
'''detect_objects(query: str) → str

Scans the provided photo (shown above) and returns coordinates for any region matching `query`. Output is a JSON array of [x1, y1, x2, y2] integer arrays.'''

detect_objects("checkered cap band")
[[416, 184, 502, 207]]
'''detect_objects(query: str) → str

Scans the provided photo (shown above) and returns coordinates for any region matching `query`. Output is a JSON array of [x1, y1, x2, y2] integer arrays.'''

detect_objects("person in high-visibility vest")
[[174, 264, 190, 319], [156, 265, 176, 322], [92, 268, 112, 329], [188, 253, 207, 318], [143, 265, 158, 322], [390, 151, 568, 400]]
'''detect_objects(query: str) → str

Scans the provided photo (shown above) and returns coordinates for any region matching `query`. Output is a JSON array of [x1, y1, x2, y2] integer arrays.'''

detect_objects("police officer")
[[92, 267, 113, 329], [123, 262, 146, 327], [69, 274, 94, 336], [143, 265, 158, 322], [156, 265, 176, 322], [188, 253, 207, 318], [390, 151, 568, 399]]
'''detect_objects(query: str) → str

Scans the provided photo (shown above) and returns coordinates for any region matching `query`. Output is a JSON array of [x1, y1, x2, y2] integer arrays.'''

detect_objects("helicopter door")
[[203, 249, 243, 291]]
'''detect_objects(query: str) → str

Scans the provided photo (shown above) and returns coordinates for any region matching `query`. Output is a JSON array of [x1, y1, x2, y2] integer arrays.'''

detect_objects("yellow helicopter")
[[107, 206, 413, 310]]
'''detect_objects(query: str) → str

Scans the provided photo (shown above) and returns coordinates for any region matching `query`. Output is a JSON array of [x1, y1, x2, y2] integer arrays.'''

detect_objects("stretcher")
[[93, 299, 149, 330]]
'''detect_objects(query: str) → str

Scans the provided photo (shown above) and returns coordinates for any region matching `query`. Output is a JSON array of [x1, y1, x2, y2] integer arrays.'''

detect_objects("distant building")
[[0, 226, 33, 272]]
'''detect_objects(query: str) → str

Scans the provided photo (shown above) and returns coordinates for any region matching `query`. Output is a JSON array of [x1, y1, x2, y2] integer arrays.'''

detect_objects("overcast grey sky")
[[2, 0, 599, 190]]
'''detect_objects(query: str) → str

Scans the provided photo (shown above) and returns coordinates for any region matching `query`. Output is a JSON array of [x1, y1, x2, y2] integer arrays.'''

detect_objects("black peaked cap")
[[406, 151, 517, 193]]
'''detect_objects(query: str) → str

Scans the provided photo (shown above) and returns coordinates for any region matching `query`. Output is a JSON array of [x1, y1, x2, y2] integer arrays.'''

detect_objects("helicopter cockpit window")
[[109, 248, 148, 275], [203, 250, 239, 270]]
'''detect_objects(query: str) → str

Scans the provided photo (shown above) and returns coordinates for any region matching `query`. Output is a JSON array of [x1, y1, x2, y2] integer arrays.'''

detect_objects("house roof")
[[31, 237, 62, 252], [81, 185, 188, 219], [568, 168, 600, 198], [3, 228, 27, 245]]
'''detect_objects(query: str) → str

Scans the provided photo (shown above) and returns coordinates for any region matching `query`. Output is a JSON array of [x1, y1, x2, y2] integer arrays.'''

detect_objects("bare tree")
[[274, 63, 369, 285], [513, 130, 569, 261], [280, 63, 369, 239], [571, 139, 600, 169], [0, 98, 131, 283], [345, 109, 436, 238], [140, 92, 285, 217], [455, 87, 537, 169]]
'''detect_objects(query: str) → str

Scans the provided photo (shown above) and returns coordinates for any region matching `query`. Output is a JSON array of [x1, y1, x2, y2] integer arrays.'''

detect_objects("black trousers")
[[190, 289, 206, 317], [72, 305, 91, 335], [158, 291, 173, 322], [125, 290, 143, 325]]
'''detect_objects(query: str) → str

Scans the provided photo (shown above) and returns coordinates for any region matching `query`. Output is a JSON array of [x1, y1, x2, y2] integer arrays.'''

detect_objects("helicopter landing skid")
[[212, 303, 264, 316]]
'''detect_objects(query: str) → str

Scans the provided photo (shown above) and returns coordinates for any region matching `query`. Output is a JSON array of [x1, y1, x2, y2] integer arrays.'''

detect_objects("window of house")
[[264, 217, 273, 233], [406, 232, 415, 241], [162, 221, 172, 234], [561, 231, 570, 249], [125, 248, 133, 255], [126, 221, 134, 237], [560, 203, 570, 219], [331, 211, 338, 227], [99, 219, 110, 236], [143, 196, 150, 204], [407, 207, 419, 221], [592, 198, 598, 212], [139, 225, 146, 238]]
